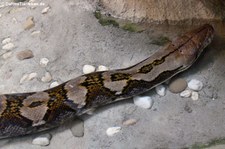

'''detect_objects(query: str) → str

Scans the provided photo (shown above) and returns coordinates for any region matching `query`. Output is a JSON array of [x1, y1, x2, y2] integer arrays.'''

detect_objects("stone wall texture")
[[99, 0, 225, 24]]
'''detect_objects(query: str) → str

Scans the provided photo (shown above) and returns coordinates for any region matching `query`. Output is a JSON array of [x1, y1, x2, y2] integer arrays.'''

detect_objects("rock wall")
[[99, 0, 225, 25]]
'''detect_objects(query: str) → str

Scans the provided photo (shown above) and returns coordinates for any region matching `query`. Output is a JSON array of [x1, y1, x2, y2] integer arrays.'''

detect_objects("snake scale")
[[0, 24, 214, 139]]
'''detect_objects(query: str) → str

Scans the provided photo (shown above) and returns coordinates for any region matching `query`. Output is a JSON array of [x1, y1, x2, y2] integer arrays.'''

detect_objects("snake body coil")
[[0, 24, 214, 138]]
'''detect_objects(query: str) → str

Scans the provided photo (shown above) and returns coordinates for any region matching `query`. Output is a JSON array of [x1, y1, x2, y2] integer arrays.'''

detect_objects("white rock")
[[2, 38, 11, 45], [41, 72, 52, 83], [31, 30, 41, 36], [12, 18, 18, 24], [2, 51, 12, 59], [106, 127, 121, 136], [32, 134, 51, 146], [20, 74, 29, 84], [155, 85, 166, 96], [50, 81, 59, 88], [83, 64, 95, 74], [70, 119, 84, 137], [191, 91, 199, 101], [122, 119, 137, 126], [41, 6, 50, 14], [188, 79, 203, 91], [27, 73, 37, 81], [20, 73, 37, 84], [180, 90, 192, 98], [133, 96, 154, 109], [40, 58, 49, 67], [0, 14, 2, 18], [2, 43, 15, 50], [96, 65, 109, 72]]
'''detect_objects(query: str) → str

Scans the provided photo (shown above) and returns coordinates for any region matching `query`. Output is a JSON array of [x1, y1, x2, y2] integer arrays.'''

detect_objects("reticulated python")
[[0, 24, 214, 138]]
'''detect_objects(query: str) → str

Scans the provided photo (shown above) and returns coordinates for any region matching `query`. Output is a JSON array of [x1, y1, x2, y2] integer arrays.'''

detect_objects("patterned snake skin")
[[0, 24, 214, 139]]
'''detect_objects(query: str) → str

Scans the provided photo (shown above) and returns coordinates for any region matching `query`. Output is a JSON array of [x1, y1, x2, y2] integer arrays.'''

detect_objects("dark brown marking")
[[43, 84, 76, 124], [138, 54, 166, 74], [28, 101, 43, 108], [138, 26, 209, 74], [111, 73, 131, 81], [122, 66, 183, 97], [80, 72, 117, 107]]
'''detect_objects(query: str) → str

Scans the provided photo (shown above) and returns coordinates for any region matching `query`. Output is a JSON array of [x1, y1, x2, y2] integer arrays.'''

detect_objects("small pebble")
[[2, 43, 15, 50], [40, 58, 49, 67], [96, 65, 109, 72], [191, 91, 199, 101], [180, 90, 192, 98], [70, 119, 84, 137], [0, 14, 2, 18], [133, 96, 154, 109], [32, 134, 51, 146], [106, 127, 121, 136], [83, 64, 95, 74], [41, 6, 50, 14], [169, 78, 187, 93], [188, 79, 203, 91], [41, 72, 52, 83], [31, 30, 41, 36], [27, 72, 38, 81], [20, 73, 37, 84], [23, 16, 35, 30], [20, 74, 29, 84], [17, 50, 34, 60], [155, 85, 166, 96], [122, 119, 137, 126], [12, 18, 18, 24], [50, 81, 59, 88], [2, 38, 11, 45], [2, 51, 12, 59]]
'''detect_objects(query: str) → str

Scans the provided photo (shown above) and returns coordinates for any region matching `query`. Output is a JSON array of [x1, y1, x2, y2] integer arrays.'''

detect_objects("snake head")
[[175, 24, 214, 67]]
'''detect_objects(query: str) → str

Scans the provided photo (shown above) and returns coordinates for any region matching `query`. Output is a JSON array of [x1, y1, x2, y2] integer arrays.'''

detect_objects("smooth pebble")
[[12, 18, 17, 23], [32, 134, 51, 146], [191, 91, 199, 101], [169, 78, 187, 93], [17, 50, 34, 60], [70, 119, 84, 137], [2, 51, 12, 59], [155, 85, 166, 96], [2, 43, 15, 50], [41, 72, 52, 83], [96, 65, 109, 71], [41, 6, 50, 14], [133, 96, 153, 109], [180, 90, 192, 98], [23, 16, 35, 30], [2, 38, 11, 45], [106, 127, 121, 136], [20, 73, 37, 84], [20, 74, 29, 84], [31, 30, 41, 36], [27, 73, 38, 81], [188, 79, 203, 91], [83, 65, 95, 74], [40, 58, 49, 67], [122, 119, 137, 126], [50, 81, 59, 88]]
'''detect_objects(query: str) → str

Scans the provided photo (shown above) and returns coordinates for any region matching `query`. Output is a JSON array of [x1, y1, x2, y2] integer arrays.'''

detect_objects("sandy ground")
[[0, 0, 225, 149]]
